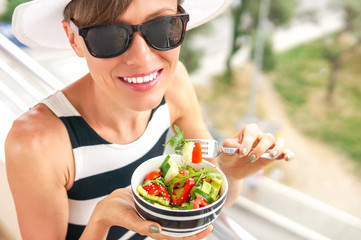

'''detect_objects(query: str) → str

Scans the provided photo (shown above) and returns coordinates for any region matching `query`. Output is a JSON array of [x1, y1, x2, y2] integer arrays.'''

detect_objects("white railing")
[[0, 33, 63, 91]]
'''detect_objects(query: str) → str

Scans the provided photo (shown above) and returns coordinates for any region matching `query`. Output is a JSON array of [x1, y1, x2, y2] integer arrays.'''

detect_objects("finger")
[[153, 225, 214, 240], [247, 133, 275, 162], [269, 138, 285, 159], [184, 225, 214, 240], [284, 149, 295, 162], [239, 123, 259, 156], [273, 148, 295, 162], [223, 137, 242, 149]]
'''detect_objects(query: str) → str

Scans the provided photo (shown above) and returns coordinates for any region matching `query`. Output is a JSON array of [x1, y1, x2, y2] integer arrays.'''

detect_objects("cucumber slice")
[[174, 187, 185, 199], [160, 155, 171, 172], [201, 181, 213, 194], [162, 156, 179, 185], [190, 182, 201, 200], [194, 188, 212, 203], [181, 141, 195, 164], [209, 179, 223, 202]]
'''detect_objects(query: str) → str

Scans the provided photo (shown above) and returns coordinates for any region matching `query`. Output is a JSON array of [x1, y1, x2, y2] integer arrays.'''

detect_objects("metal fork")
[[187, 139, 273, 159]]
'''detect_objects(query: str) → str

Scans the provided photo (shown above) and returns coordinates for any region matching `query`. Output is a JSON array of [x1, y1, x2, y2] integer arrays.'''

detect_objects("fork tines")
[[186, 139, 215, 158]]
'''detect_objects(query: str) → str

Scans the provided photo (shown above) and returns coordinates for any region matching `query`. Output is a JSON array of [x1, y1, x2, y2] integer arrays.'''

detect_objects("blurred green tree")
[[225, 0, 296, 84], [323, 0, 361, 104], [0, 0, 29, 22], [179, 24, 211, 74]]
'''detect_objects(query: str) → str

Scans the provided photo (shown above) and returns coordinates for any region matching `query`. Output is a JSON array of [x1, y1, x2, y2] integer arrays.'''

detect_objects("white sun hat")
[[12, 0, 233, 49]]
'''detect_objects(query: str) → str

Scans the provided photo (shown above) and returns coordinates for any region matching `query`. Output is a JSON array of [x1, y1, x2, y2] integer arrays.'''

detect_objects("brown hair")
[[64, 0, 184, 26]]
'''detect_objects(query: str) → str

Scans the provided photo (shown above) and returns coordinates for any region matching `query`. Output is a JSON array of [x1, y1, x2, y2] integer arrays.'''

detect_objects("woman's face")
[[76, 0, 180, 111]]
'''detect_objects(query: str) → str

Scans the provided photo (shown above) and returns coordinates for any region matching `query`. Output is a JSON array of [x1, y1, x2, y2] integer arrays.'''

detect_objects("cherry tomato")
[[171, 193, 178, 205], [192, 197, 210, 209], [179, 169, 189, 176], [144, 170, 162, 181], [143, 184, 170, 199]]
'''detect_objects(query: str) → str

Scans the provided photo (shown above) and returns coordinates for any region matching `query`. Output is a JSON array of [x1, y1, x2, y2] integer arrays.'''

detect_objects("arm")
[[166, 62, 213, 141], [6, 104, 213, 240], [166, 62, 243, 206], [166, 62, 294, 206], [5, 106, 73, 239]]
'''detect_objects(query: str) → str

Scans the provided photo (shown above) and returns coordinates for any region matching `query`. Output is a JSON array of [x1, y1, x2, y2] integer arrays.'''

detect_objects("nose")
[[122, 32, 152, 66]]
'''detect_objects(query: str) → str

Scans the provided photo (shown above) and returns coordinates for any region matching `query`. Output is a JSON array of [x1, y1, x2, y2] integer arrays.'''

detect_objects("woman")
[[6, 0, 294, 239]]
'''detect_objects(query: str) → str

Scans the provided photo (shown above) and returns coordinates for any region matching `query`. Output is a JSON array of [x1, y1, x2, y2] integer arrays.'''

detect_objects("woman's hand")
[[82, 188, 213, 240], [218, 123, 294, 180]]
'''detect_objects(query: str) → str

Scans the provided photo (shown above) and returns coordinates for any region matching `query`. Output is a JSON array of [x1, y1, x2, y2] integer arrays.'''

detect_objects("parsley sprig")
[[164, 125, 186, 154]]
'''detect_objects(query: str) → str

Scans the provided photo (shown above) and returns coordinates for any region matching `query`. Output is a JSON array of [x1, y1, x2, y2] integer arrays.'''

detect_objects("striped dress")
[[41, 91, 174, 240]]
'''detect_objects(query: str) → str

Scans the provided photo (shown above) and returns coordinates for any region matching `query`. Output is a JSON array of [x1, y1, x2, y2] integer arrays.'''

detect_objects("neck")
[[63, 74, 152, 144]]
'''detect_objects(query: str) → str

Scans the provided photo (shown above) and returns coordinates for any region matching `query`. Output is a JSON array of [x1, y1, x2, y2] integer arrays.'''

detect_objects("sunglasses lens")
[[87, 25, 129, 58], [79, 14, 187, 58], [143, 16, 184, 50]]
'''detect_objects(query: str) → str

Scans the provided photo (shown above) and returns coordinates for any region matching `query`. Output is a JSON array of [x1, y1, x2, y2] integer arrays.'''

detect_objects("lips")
[[119, 69, 162, 92]]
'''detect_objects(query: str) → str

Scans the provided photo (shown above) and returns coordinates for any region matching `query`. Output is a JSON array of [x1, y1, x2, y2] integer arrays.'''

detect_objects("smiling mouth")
[[120, 70, 160, 84]]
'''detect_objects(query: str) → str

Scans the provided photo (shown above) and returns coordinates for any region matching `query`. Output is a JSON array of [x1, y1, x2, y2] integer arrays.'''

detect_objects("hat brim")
[[12, 0, 232, 49], [184, 0, 232, 30]]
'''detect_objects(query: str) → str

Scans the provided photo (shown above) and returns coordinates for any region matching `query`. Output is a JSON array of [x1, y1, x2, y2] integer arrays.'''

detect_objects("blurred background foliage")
[[0, 0, 29, 22], [271, 0, 361, 165], [179, 24, 211, 74], [224, 0, 296, 83], [182, 0, 361, 168]]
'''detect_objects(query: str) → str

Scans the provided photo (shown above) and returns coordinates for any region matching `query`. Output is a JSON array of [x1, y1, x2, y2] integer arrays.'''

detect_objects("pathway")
[[258, 71, 361, 219]]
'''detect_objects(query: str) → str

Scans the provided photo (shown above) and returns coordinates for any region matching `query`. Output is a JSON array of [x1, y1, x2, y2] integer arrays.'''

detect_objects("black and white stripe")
[[41, 91, 172, 240], [133, 193, 224, 229]]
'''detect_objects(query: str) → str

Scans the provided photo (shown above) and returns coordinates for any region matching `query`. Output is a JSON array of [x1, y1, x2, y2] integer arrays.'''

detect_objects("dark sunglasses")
[[70, 6, 189, 58]]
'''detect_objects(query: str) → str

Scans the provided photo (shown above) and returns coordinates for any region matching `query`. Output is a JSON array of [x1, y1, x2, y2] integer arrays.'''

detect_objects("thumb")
[[121, 211, 162, 236], [148, 223, 162, 235]]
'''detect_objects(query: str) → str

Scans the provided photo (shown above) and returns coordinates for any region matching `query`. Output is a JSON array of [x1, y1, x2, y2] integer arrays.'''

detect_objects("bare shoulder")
[[5, 103, 73, 238], [6, 103, 65, 156], [165, 61, 198, 121], [5, 103, 73, 188]]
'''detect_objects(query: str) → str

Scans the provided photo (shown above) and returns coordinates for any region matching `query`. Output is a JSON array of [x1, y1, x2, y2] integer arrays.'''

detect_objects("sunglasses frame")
[[70, 6, 189, 58]]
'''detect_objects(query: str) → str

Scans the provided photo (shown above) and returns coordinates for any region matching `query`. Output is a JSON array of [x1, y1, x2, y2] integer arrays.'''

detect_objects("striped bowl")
[[131, 154, 228, 237]]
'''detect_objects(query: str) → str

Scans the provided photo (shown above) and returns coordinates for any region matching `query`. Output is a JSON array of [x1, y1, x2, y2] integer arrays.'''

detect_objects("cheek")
[[86, 57, 117, 72], [162, 48, 181, 71], [85, 57, 119, 84]]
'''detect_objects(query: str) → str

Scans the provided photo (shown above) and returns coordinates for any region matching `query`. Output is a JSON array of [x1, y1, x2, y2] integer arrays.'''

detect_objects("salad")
[[136, 125, 224, 210]]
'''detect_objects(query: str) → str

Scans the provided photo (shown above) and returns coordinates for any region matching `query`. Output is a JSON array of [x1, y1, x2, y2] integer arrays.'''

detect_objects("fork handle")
[[222, 147, 238, 154], [223, 148, 273, 160]]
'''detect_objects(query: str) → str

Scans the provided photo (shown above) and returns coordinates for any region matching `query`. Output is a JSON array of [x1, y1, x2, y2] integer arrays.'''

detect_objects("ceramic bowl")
[[131, 154, 228, 237]]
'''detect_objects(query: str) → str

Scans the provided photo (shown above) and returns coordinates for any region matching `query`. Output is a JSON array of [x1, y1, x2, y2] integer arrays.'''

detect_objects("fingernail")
[[248, 154, 256, 162], [150, 225, 160, 234], [241, 147, 248, 155], [286, 153, 294, 161], [271, 150, 278, 158]]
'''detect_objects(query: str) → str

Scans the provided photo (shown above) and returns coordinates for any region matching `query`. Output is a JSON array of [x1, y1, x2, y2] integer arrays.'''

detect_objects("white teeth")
[[136, 77, 143, 83], [123, 71, 159, 84]]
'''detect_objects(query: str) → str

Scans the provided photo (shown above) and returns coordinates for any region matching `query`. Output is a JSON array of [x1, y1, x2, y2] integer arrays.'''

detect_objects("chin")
[[131, 95, 165, 112]]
